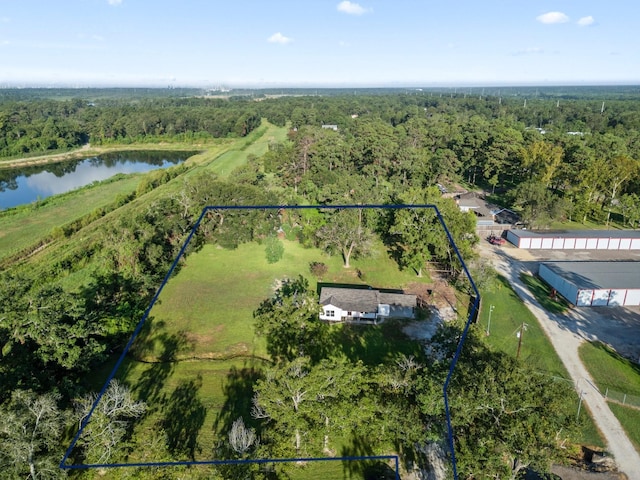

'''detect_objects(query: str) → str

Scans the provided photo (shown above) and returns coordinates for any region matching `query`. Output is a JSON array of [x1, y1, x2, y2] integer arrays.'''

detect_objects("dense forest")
[[2, 89, 639, 227], [0, 88, 639, 479]]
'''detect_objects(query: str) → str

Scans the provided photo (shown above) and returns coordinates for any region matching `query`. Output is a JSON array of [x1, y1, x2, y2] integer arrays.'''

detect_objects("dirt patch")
[[405, 280, 457, 311], [552, 465, 627, 480], [402, 306, 457, 342]]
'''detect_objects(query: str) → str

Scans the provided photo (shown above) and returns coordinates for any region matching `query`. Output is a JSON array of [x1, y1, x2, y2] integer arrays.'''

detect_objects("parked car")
[[487, 235, 506, 246]]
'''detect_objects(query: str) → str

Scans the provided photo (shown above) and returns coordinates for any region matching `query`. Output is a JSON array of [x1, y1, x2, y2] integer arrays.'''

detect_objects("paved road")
[[478, 242, 640, 480]]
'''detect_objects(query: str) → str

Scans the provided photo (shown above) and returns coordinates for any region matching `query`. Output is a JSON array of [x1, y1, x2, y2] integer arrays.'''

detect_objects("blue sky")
[[0, 0, 638, 87]]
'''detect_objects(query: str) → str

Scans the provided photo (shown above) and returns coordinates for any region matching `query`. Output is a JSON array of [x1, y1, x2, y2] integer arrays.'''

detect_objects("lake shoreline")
[[0, 142, 209, 170]]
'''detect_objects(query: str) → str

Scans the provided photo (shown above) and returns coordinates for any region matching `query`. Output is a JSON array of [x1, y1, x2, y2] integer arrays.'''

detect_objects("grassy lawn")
[[479, 276, 570, 378], [136, 239, 427, 361], [205, 121, 288, 178], [608, 403, 640, 452], [578, 341, 640, 397], [478, 276, 606, 448], [520, 272, 571, 315], [579, 340, 640, 451], [0, 142, 232, 262]]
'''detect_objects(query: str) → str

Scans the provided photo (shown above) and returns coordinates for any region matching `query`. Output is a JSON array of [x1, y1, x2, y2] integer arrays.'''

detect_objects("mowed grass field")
[[206, 120, 289, 178], [0, 120, 286, 262], [0, 175, 141, 260], [579, 341, 640, 452], [114, 238, 429, 464], [479, 276, 570, 378]]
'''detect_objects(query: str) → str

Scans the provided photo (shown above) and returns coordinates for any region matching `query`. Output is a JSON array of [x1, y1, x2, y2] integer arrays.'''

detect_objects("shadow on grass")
[[519, 273, 570, 314], [341, 435, 397, 480], [334, 320, 423, 366], [213, 364, 264, 444], [161, 375, 207, 461], [124, 320, 195, 413]]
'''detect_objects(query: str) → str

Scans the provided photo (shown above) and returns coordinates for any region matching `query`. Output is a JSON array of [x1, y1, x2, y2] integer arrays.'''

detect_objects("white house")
[[319, 287, 416, 324]]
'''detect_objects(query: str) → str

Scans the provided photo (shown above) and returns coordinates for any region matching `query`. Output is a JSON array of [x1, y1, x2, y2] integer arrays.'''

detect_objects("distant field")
[[0, 175, 140, 260], [206, 121, 289, 177]]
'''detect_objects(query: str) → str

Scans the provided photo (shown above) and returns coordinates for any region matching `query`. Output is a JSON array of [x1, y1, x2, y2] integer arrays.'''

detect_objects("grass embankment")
[[478, 276, 605, 448], [579, 341, 640, 452], [203, 120, 289, 178], [0, 175, 140, 261], [0, 122, 281, 262], [519, 272, 571, 315], [113, 239, 428, 464], [609, 404, 640, 452]]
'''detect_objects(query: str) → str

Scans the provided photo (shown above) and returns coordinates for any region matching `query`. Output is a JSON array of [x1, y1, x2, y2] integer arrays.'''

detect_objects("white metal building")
[[507, 229, 640, 250], [539, 262, 640, 307]]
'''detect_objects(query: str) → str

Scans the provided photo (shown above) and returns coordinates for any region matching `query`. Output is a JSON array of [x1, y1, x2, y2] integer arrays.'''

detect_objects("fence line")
[[604, 388, 640, 409]]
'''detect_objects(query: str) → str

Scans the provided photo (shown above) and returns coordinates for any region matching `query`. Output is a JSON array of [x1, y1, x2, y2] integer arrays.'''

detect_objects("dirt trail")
[[479, 242, 640, 480]]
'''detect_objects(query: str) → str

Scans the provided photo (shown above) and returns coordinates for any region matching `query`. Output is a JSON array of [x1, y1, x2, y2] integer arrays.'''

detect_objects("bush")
[[309, 261, 328, 278], [265, 236, 284, 264]]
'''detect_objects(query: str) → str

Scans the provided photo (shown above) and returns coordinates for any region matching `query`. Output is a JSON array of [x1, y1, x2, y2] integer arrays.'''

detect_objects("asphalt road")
[[478, 241, 640, 480]]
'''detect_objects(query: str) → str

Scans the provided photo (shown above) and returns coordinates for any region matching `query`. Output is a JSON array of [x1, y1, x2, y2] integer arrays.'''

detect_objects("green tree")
[[253, 276, 328, 363], [252, 357, 368, 458], [418, 327, 577, 480], [390, 188, 477, 277], [520, 140, 564, 187], [620, 193, 640, 228], [316, 208, 373, 268]]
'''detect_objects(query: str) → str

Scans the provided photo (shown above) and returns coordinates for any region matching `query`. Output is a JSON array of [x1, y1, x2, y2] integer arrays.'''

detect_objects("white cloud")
[[107, 0, 122, 5], [337, 1, 369, 15], [536, 11, 569, 24], [267, 32, 292, 45], [512, 47, 544, 56], [577, 16, 595, 27]]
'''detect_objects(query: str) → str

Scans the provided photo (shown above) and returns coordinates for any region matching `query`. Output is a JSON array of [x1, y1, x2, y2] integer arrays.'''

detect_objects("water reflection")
[[0, 150, 195, 210]]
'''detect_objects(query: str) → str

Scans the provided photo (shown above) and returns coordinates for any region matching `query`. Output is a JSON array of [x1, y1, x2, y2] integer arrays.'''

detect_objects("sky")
[[0, 0, 638, 87]]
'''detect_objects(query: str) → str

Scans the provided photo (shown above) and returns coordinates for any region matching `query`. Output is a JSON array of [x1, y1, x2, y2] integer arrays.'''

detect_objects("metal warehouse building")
[[506, 229, 640, 250], [539, 261, 640, 307]]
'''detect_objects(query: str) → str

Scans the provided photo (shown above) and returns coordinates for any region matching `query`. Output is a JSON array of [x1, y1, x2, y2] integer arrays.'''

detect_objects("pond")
[[0, 150, 196, 210]]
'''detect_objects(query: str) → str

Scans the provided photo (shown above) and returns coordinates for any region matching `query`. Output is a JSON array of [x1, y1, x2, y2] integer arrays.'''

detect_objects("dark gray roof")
[[319, 287, 416, 311], [541, 261, 640, 289], [510, 229, 640, 239]]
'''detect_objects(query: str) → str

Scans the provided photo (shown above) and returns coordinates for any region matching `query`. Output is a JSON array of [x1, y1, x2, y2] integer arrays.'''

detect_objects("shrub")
[[265, 236, 284, 264], [309, 261, 328, 278]]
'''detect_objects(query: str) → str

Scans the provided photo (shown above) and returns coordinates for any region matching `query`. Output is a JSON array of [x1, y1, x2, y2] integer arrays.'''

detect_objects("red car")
[[488, 235, 506, 245]]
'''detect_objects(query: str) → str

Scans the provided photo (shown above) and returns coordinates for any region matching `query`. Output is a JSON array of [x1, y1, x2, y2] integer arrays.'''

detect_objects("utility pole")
[[486, 304, 495, 336]]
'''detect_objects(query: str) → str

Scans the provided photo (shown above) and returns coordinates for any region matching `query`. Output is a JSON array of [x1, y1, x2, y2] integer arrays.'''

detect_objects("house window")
[[326, 310, 335, 317]]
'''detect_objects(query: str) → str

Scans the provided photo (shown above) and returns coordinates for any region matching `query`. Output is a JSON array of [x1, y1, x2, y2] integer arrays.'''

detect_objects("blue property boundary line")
[[60, 204, 480, 480]]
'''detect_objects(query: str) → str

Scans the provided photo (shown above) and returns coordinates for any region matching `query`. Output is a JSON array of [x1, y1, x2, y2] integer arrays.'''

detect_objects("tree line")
[[0, 97, 262, 158]]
